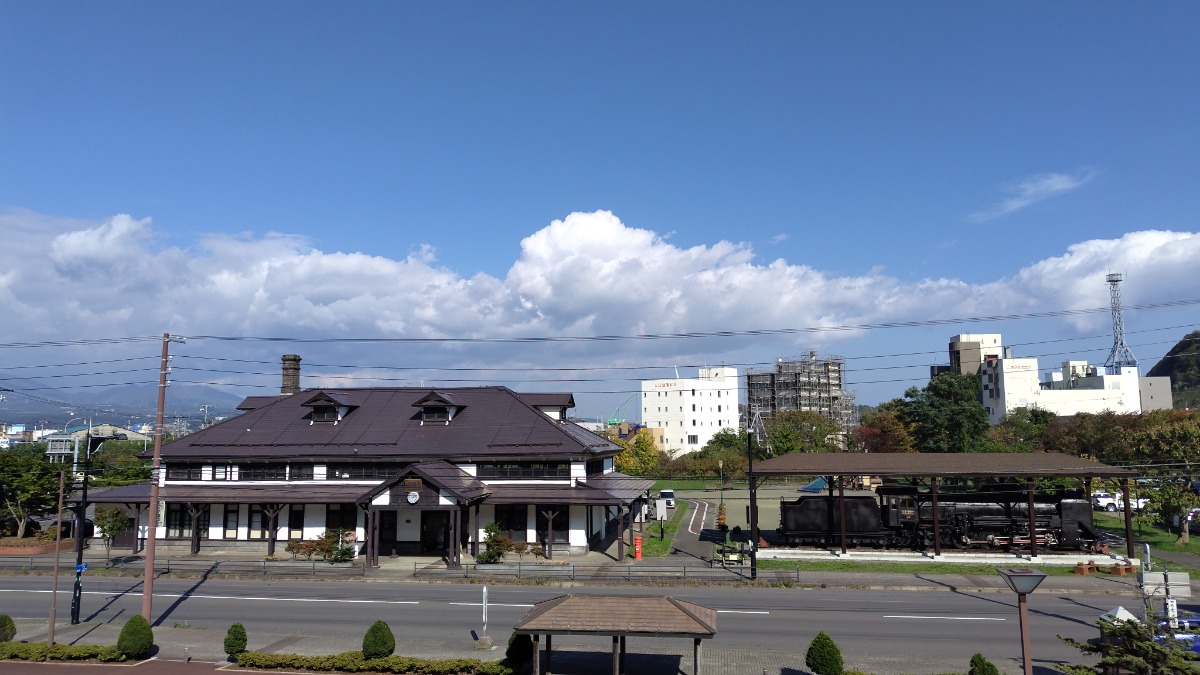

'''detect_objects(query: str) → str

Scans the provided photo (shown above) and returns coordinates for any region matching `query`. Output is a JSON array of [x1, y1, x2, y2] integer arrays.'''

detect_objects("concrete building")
[[640, 367, 739, 456], [745, 353, 858, 443], [931, 334, 1007, 377], [944, 333, 1174, 423]]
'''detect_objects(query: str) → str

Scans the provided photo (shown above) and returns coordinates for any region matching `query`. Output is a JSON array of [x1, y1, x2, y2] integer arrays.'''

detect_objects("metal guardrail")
[[411, 562, 763, 582], [0, 556, 366, 577]]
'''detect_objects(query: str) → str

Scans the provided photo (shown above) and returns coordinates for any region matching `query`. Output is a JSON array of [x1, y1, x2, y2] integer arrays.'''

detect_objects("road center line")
[[448, 602, 534, 608], [716, 610, 770, 614], [0, 589, 419, 605], [884, 615, 1004, 621]]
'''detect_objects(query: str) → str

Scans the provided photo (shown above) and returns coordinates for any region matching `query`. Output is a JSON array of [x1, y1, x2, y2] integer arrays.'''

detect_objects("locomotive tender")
[[778, 486, 1099, 551]]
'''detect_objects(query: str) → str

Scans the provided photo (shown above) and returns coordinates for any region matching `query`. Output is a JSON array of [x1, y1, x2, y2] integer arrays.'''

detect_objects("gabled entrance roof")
[[358, 461, 490, 506]]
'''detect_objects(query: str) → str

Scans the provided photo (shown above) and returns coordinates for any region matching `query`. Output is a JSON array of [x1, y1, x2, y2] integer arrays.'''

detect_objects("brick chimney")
[[281, 354, 302, 395]]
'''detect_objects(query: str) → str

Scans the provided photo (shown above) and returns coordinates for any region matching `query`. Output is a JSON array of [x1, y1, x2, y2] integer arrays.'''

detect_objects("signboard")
[[402, 478, 423, 492], [1141, 571, 1192, 598], [655, 499, 668, 520], [76, 563, 88, 573]]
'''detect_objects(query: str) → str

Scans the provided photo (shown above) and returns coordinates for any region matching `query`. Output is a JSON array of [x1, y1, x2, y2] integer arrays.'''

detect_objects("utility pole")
[[47, 470, 65, 647], [142, 333, 184, 623], [747, 431, 758, 580]]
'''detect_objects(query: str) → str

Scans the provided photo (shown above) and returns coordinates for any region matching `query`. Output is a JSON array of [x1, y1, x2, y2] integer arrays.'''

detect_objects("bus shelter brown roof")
[[747, 452, 1137, 479], [514, 594, 716, 675]]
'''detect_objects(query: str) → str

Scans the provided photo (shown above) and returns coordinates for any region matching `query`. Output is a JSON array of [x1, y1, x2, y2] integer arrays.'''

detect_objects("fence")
[[0, 556, 366, 578], [411, 561, 805, 583]]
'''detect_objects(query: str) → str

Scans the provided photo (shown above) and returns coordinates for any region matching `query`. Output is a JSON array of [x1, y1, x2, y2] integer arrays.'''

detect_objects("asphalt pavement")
[[3, 489, 1197, 674]]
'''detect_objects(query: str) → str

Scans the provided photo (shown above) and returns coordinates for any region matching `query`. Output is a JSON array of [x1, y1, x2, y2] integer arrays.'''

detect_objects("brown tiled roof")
[[484, 483, 628, 506], [517, 392, 575, 408], [236, 395, 283, 411], [160, 387, 620, 462], [83, 481, 369, 505], [515, 594, 716, 638], [585, 472, 654, 501], [748, 452, 1137, 479]]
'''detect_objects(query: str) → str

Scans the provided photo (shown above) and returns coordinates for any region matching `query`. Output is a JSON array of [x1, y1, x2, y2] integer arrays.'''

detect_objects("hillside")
[[1147, 330, 1200, 409]]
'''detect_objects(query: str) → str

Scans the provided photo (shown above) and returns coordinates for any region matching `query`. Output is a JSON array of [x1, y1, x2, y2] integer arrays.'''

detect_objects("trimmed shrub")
[[805, 631, 844, 675], [224, 622, 248, 658], [968, 652, 1001, 675], [116, 614, 154, 659], [0, 641, 123, 662], [0, 613, 16, 642], [235, 650, 513, 674], [505, 630, 533, 664], [362, 619, 396, 659]]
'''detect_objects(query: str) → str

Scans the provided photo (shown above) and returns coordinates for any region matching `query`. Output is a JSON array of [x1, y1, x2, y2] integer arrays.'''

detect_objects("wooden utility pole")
[[142, 333, 183, 622]]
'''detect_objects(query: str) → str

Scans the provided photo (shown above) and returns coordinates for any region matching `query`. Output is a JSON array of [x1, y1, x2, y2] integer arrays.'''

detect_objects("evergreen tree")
[[804, 630, 844, 675], [223, 622, 248, 658], [362, 620, 396, 659]]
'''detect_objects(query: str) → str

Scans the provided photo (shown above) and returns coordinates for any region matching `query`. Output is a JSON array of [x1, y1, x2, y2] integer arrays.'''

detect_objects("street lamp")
[[70, 432, 115, 625], [717, 460, 725, 512], [997, 567, 1047, 675]]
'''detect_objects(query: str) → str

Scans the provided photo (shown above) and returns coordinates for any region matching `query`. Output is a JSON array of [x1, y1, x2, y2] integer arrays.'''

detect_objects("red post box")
[[634, 535, 642, 560]]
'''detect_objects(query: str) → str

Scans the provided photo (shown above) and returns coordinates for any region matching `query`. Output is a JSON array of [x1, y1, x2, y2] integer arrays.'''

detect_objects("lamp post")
[[998, 567, 1046, 675], [717, 460, 725, 512], [70, 432, 114, 624]]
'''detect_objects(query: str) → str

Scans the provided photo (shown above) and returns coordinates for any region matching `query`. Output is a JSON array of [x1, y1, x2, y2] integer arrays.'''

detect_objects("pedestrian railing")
[[411, 562, 758, 582], [0, 555, 366, 577]]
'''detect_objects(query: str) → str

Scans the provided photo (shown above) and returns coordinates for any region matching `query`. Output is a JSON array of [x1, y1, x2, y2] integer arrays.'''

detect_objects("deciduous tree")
[[762, 410, 841, 457], [0, 450, 59, 538], [899, 372, 989, 453], [854, 408, 914, 453]]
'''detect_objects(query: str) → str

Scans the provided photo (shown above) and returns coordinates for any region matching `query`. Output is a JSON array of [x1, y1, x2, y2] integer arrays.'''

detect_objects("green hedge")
[[235, 650, 512, 674], [0, 641, 125, 662]]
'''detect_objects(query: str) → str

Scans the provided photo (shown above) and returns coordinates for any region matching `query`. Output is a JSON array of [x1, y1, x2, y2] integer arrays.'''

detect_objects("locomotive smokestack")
[[281, 354, 302, 395]]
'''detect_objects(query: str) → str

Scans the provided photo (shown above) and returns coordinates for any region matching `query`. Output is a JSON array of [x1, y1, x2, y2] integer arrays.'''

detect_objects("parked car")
[[1093, 492, 1149, 512], [659, 489, 676, 509]]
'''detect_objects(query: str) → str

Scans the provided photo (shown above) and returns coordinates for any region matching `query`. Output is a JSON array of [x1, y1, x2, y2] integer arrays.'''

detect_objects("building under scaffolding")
[[745, 352, 859, 446]]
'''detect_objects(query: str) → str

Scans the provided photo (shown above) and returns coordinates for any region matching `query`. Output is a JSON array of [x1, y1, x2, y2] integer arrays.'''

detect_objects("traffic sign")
[[75, 563, 88, 573]]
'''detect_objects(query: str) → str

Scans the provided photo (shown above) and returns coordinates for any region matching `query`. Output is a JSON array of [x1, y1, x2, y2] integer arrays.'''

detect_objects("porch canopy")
[[358, 461, 490, 568], [746, 452, 1139, 558], [514, 594, 717, 675]]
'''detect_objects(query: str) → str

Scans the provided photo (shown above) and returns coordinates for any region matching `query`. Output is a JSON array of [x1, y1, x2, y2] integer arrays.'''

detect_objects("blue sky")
[[2, 3, 1199, 421]]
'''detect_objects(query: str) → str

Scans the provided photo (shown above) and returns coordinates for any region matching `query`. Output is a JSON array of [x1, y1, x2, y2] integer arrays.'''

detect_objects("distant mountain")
[[0, 383, 245, 429], [1147, 330, 1200, 409]]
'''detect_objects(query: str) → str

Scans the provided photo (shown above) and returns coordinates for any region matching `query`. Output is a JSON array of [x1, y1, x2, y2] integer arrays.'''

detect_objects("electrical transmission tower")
[[1103, 273, 1138, 370]]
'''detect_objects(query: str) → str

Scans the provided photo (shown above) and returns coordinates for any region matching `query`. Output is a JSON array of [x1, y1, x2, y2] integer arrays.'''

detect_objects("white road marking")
[[717, 610, 769, 614], [0, 589, 419, 605], [884, 615, 1004, 621], [449, 602, 534, 608], [687, 499, 709, 535]]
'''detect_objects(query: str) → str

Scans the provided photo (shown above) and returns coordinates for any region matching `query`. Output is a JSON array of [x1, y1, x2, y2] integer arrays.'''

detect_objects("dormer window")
[[301, 391, 357, 425], [423, 406, 450, 422], [413, 391, 465, 426]]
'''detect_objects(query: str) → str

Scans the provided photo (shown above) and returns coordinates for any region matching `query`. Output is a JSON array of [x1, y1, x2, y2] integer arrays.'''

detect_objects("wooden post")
[[132, 503, 142, 554], [838, 475, 848, 554], [1120, 478, 1135, 560], [545, 634, 552, 674], [931, 478, 941, 557], [472, 503, 480, 557], [532, 634, 540, 675], [616, 505, 625, 560], [1026, 480, 1038, 558]]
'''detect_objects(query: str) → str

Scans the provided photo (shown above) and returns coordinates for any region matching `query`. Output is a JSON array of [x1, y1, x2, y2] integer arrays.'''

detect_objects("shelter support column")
[[620, 635, 626, 673], [1026, 481, 1037, 558], [450, 508, 460, 568], [616, 505, 625, 560], [132, 504, 142, 554], [365, 510, 374, 568], [532, 634, 540, 675], [931, 478, 941, 557], [611, 636, 619, 675], [838, 476, 848, 555], [1121, 478, 1135, 559], [472, 504, 480, 557], [545, 634, 552, 674]]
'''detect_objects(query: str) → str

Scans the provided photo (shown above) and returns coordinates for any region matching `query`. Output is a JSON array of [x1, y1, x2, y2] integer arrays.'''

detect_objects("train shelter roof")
[[747, 452, 1137, 479], [514, 594, 717, 639]]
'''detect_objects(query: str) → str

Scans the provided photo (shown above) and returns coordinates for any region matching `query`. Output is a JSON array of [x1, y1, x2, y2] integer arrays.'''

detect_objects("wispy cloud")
[[971, 169, 1096, 222], [771, 233, 789, 244]]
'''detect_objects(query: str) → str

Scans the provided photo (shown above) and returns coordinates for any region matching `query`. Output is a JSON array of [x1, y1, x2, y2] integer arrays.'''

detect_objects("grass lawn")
[[639, 501, 691, 558], [651, 479, 712, 491], [755, 558, 1092, 576]]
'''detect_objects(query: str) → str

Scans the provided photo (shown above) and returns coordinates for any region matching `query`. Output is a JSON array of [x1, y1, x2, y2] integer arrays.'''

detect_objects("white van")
[[659, 489, 676, 509]]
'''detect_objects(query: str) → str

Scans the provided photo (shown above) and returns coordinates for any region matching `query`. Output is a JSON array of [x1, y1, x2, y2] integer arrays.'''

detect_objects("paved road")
[[0, 573, 1159, 673]]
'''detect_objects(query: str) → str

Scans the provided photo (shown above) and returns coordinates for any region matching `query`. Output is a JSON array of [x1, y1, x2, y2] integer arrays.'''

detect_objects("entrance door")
[[420, 511, 450, 554], [379, 511, 398, 557]]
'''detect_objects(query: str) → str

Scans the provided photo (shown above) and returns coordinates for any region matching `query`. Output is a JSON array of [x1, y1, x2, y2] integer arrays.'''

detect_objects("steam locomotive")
[[778, 486, 1099, 551]]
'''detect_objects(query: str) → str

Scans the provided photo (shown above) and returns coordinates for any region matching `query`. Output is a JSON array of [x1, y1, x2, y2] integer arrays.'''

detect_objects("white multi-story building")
[[951, 334, 1174, 424], [641, 367, 739, 456]]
